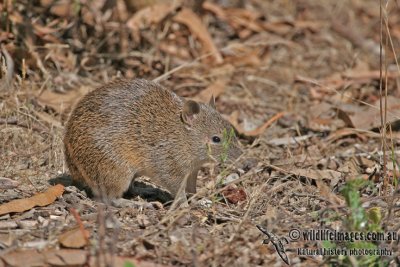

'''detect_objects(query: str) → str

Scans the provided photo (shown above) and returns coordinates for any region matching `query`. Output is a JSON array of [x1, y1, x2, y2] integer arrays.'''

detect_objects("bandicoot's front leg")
[[186, 169, 199, 195]]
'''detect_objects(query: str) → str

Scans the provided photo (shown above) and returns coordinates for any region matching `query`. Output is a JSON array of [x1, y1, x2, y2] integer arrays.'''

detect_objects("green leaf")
[[123, 261, 136, 267], [367, 207, 382, 225]]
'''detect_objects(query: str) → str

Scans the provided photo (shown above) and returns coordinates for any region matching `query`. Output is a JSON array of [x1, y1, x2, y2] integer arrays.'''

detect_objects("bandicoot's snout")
[[229, 144, 243, 161]]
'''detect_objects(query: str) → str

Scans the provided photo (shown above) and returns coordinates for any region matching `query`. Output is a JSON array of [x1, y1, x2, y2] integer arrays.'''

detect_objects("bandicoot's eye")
[[212, 136, 221, 143]]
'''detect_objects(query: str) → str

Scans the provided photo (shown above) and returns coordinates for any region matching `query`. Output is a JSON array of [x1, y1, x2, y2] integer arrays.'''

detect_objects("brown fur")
[[64, 79, 242, 200]]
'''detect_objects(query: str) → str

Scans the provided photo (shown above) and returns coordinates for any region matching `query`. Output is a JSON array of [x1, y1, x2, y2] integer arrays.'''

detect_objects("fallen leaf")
[[40, 0, 52, 8], [293, 20, 322, 32], [36, 86, 91, 114], [202, 1, 226, 19], [326, 128, 368, 143], [0, 177, 19, 189], [337, 160, 365, 181], [44, 249, 87, 266], [348, 96, 400, 130], [226, 9, 264, 33], [203, 2, 265, 38], [123, 0, 166, 12], [32, 21, 62, 36], [343, 70, 400, 80], [335, 108, 355, 128], [0, 233, 13, 247], [59, 227, 89, 248], [158, 42, 191, 59], [69, 207, 90, 244], [221, 185, 247, 204], [1, 249, 45, 267], [304, 102, 348, 132], [223, 45, 262, 67], [266, 134, 315, 146], [228, 110, 241, 129], [316, 180, 344, 205], [174, 8, 223, 64], [193, 79, 227, 103], [209, 63, 235, 77], [271, 154, 319, 168], [0, 184, 64, 216], [295, 74, 394, 99], [290, 168, 342, 181], [359, 157, 376, 169], [262, 21, 294, 35], [0, 249, 87, 267], [225, 51, 261, 67], [332, 19, 369, 51], [127, 3, 179, 42], [229, 111, 285, 137], [50, 0, 72, 17]]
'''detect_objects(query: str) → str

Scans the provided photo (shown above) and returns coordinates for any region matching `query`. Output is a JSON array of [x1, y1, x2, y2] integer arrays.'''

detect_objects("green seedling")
[[220, 127, 235, 163], [323, 178, 388, 267], [123, 261, 136, 267]]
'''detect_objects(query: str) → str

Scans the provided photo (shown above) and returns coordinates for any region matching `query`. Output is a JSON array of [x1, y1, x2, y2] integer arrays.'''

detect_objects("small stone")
[[37, 216, 46, 224], [23, 240, 48, 249], [50, 215, 62, 220], [223, 173, 240, 185], [0, 214, 11, 220], [197, 198, 212, 208], [0, 177, 19, 189], [17, 220, 38, 229]]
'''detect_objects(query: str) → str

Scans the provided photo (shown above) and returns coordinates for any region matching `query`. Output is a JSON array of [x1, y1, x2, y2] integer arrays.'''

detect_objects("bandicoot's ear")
[[209, 95, 216, 109], [181, 100, 200, 126]]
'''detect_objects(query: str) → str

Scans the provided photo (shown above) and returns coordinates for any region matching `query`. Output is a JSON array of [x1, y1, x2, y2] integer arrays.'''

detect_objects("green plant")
[[123, 261, 136, 267], [341, 179, 372, 231], [220, 128, 235, 163], [206, 127, 235, 164], [323, 178, 389, 267], [72, 0, 82, 16], [389, 145, 399, 188], [206, 127, 237, 203]]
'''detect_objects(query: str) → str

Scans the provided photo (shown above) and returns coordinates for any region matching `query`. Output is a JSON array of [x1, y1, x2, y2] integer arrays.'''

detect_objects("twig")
[[96, 204, 113, 267], [379, 0, 388, 193], [0, 117, 48, 133], [69, 207, 90, 243], [240, 111, 285, 137], [153, 52, 214, 83]]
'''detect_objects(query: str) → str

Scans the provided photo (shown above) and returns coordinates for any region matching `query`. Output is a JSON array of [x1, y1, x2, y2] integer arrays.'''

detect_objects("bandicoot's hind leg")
[[64, 145, 96, 193], [65, 144, 132, 200], [90, 159, 136, 199]]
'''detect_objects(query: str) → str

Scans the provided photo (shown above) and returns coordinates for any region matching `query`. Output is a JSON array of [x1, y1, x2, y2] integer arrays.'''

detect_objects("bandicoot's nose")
[[229, 145, 243, 161]]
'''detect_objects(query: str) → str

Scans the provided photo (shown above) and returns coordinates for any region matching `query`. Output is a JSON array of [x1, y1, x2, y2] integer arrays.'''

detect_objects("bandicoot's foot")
[[169, 192, 189, 211]]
